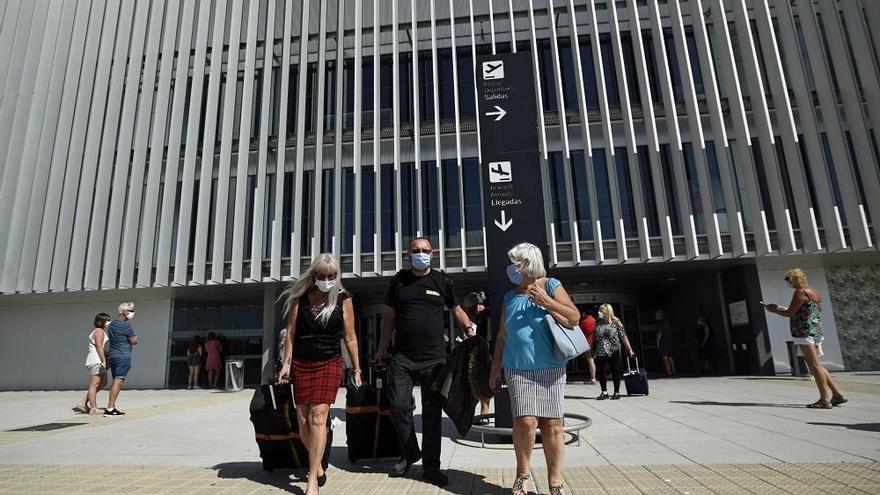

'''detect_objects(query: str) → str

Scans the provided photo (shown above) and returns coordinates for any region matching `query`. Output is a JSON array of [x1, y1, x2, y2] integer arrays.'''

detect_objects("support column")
[[262, 284, 280, 385]]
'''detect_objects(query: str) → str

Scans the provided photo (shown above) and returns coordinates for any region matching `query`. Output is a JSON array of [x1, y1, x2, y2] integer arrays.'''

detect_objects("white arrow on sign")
[[485, 105, 507, 122], [494, 210, 513, 231]]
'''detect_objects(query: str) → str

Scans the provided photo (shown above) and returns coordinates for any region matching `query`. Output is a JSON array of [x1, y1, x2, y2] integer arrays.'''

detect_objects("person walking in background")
[[578, 308, 597, 384], [186, 335, 204, 390], [655, 309, 676, 377], [204, 332, 223, 389], [376, 237, 476, 487], [463, 290, 492, 417], [593, 304, 635, 400], [695, 316, 713, 374], [765, 268, 847, 409], [489, 242, 580, 495], [105, 302, 138, 416], [277, 253, 362, 495], [75, 313, 112, 414]]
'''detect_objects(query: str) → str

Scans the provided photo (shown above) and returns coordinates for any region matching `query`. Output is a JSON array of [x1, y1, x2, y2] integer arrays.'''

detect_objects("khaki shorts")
[[86, 363, 107, 376]]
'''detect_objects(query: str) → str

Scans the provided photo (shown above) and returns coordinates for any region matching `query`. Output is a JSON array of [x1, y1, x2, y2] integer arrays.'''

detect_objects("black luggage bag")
[[249, 383, 332, 471], [623, 357, 649, 396], [344, 368, 400, 463]]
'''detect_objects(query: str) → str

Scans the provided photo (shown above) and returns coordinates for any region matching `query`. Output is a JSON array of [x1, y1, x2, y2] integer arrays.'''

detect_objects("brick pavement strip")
[[0, 463, 877, 494]]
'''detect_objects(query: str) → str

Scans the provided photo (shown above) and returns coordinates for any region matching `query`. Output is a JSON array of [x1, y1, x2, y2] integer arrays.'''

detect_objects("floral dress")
[[790, 292, 822, 338]]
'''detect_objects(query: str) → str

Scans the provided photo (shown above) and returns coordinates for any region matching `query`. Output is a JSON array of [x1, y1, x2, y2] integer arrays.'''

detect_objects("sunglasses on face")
[[411, 248, 432, 254], [315, 273, 337, 281]]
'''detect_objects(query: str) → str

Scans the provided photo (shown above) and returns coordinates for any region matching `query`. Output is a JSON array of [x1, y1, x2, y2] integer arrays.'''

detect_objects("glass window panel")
[[398, 52, 413, 123], [557, 39, 579, 110], [659, 144, 683, 235], [636, 147, 660, 236], [401, 162, 418, 240], [539, 40, 558, 111], [324, 61, 336, 131], [578, 36, 600, 109], [321, 169, 335, 252], [571, 150, 593, 240], [774, 140, 800, 229], [344, 60, 355, 129], [621, 32, 641, 105], [462, 158, 482, 245], [642, 30, 662, 102], [301, 170, 313, 253], [600, 34, 620, 106], [380, 55, 393, 126], [457, 48, 476, 118], [548, 152, 570, 241], [438, 49, 455, 119], [797, 136, 822, 227], [361, 169, 375, 251], [663, 28, 684, 103], [592, 150, 616, 239], [282, 172, 293, 256], [286, 65, 298, 136], [305, 63, 317, 133], [380, 164, 395, 251], [682, 142, 706, 234], [750, 138, 776, 230], [704, 142, 729, 233], [685, 27, 705, 97], [442, 159, 461, 248], [342, 168, 355, 253], [418, 52, 434, 121], [421, 162, 440, 237], [615, 148, 638, 237]]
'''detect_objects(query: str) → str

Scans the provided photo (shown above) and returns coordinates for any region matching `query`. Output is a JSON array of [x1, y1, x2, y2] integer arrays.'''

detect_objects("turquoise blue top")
[[502, 277, 568, 371]]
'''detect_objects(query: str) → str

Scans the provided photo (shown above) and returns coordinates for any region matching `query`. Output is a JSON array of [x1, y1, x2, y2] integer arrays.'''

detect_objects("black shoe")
[[611, 393, 621, 400], [422, 469, 449, 487], [390, 453, 421, 477], [103, 408, 125, 416], [596, 392, 609, 400], [317, 472, 327, 487]]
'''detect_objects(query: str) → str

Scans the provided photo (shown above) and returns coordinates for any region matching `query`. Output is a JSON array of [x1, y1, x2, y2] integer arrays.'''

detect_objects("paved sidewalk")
[[0, 373, 878, 493]]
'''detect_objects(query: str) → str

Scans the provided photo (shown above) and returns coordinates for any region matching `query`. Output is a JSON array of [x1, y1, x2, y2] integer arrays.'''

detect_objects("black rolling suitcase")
[[249, 383, 332, 471], [344, 368, 401, 463], [623, 357, 649, 396]]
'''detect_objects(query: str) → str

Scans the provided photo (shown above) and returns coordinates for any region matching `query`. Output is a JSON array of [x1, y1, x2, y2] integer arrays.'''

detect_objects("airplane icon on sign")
[[489, 161, 512, 183], [482, 61, 504, 80]]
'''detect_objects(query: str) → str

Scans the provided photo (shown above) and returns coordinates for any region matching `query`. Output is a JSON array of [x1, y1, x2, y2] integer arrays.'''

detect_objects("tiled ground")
[[0, 462, 878, 494], [0, 373, 878, 493]]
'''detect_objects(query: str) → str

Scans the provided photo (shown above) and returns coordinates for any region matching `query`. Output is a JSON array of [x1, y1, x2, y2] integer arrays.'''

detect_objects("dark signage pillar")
[[476, 53, 548, 341]]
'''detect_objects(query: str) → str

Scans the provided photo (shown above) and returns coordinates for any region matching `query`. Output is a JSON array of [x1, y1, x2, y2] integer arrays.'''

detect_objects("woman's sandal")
[[831, 395, 848, 406], [806, 400, 832, 409], [512, 473, 530, 495], [549, 484, 566, 495]]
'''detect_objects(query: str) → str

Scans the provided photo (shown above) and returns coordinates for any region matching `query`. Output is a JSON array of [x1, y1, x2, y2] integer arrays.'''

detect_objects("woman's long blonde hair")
[[279, 253, 346, 326], [599, 303, 616, 324]]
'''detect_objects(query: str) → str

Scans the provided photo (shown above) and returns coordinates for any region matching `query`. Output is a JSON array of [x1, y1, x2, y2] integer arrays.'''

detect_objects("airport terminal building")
[[1, 0, 879, 390]]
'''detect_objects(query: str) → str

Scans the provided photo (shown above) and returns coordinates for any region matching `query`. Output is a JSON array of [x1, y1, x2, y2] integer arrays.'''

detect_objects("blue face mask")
[[507, 263, 524, 285], [411, 253, 431, 270]]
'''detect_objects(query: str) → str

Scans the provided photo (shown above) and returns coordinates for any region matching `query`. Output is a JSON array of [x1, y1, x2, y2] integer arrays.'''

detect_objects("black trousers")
[[387, 353, 445, 472], [595, 355, 622, 393]]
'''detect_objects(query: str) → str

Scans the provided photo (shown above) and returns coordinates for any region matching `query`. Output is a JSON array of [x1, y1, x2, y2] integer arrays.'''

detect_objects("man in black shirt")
[[376, 237, 476, 487]]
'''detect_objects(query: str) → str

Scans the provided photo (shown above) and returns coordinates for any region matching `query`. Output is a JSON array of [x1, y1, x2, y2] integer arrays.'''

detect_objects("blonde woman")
[[277, 254, 362, 494], [765, 268, 846, 409], [489, 243, 580, 495], [592, 304, 634, 400]]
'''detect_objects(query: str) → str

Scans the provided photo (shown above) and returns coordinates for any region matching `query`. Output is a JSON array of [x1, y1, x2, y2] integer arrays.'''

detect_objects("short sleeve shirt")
[[107, 319, 134, 357], [502, 278, 568, 371], [593, 319, 626, 358], [385, 269, 458, 361]]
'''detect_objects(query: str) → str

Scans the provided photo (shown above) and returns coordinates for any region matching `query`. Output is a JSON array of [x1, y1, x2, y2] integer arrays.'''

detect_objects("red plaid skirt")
[[292, 356, 344, 405]]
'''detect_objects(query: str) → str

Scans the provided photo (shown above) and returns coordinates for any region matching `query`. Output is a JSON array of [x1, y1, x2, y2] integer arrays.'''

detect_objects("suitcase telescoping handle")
[[626, 356, 640, 373], [266, 382, 295, 410]]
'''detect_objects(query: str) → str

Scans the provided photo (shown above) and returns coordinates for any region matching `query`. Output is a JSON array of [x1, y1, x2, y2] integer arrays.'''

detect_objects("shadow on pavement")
[[213, 459, 501, 494], [671, 400, 805, 408], [213, 462, 299, 493], [808, 422, 880, 432]]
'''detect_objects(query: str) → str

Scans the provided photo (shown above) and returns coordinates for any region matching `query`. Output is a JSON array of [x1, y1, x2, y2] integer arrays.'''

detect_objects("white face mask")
[[126, 311, 135, 320], [598, 310, 605, 320], [315, 279, 336, 293]]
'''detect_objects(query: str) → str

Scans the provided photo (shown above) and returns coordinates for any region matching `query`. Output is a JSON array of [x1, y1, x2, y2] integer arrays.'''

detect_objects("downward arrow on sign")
[[494, 210, 513, 231]]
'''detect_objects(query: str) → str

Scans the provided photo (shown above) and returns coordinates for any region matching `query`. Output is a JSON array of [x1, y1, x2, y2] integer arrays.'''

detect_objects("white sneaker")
[[802, 375, 815, 381]]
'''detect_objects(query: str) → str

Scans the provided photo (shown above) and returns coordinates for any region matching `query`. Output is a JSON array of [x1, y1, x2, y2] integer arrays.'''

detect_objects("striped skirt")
[[504, 366, 567, 418]]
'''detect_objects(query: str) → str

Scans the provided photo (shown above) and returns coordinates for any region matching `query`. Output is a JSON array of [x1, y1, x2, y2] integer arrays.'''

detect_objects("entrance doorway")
[[567, 293, 644, 379]]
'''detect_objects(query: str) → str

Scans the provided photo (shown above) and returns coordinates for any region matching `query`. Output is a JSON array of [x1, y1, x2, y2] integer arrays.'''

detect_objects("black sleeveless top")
[[292, 292, 348, 361]]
